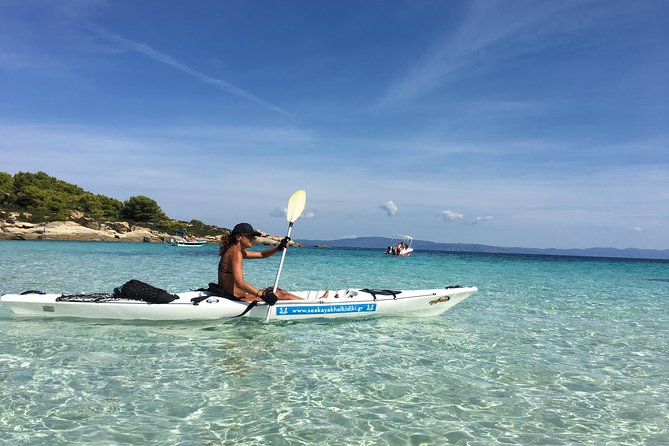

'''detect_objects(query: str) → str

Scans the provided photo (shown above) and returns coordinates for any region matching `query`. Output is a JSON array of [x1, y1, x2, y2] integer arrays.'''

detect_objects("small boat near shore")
[[170, 238, 206, 247], [0, 285, 477, 322], [386, 234, 414, 256], [169, 230, 206, 247]]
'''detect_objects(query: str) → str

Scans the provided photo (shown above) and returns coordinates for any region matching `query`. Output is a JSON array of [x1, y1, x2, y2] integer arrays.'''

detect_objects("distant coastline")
[[2, 215, 665, 260], [297, 236, 669, 261], [1, 172, 664, 259]]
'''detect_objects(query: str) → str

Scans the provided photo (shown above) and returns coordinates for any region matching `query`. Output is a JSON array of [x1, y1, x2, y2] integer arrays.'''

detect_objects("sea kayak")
[[0, 285, 477, 322]]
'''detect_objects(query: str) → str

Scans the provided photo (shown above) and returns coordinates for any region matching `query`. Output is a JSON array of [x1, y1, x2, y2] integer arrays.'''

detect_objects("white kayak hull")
[[0, 286, 477, 322]]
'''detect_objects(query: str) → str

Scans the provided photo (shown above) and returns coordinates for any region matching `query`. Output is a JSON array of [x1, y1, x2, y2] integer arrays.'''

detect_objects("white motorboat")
[[170, 238, 206, 247], [169, 230, 206, 247], [386, 234, 414, 256]]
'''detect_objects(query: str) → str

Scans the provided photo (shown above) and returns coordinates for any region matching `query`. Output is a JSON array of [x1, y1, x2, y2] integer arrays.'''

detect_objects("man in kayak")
[[218, 222, 302, 302]]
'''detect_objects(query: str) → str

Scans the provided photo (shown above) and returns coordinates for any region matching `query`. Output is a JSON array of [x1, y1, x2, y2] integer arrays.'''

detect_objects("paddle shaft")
[[265, 189, 306, 323], [272, 222, 293, 293]]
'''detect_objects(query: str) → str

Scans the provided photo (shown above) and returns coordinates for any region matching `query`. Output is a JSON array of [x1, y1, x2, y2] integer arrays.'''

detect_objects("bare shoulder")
[[227, 247, 243, 261]]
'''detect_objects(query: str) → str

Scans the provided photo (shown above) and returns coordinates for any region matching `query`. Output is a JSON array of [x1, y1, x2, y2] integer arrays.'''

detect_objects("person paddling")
[[218, 223, 302, 302]]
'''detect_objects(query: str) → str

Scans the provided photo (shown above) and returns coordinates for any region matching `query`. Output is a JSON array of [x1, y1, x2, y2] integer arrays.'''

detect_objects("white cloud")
[[302, 209, 317, 219], [380, 0, 601, 106], [85, 24, 294, 117], [471, 215, 494, 224], [442, 210, 465, 222], [380, 200, 398, 217], [630, 226, 643, 232], [270, 207, 286, 218], [270, 206, 316, 219]]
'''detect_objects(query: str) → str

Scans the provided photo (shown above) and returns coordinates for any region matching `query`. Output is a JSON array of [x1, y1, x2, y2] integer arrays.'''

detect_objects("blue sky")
[[1, 0, 667, 249]]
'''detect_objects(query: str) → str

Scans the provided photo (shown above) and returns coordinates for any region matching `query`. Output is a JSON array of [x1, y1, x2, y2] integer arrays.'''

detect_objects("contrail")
[[86, 24, 294, 117]]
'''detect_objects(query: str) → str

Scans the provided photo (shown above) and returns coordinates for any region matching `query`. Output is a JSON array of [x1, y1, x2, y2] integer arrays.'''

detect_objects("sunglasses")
[[242, 234, 257, 240]]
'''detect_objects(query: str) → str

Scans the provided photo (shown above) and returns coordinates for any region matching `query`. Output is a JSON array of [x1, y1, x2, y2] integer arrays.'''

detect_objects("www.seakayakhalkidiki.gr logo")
[[277, 303, 377, 316]]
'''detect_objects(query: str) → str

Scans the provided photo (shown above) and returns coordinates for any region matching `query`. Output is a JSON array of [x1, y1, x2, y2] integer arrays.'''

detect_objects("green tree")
[[121, 195, 167, 222], [13, 171, 84, 196], [15, 185, 46, 210], [98, 195, 123, 220], [81, 194, 123, 220], [0, 172, 210, 229], [0, 172, 13, 203]]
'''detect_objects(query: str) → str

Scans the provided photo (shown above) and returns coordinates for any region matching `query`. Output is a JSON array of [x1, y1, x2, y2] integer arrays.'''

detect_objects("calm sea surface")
[[1, 240, 667, 445]]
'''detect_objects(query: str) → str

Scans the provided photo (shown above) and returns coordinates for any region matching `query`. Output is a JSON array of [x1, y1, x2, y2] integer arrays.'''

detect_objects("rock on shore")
[[0, 219, 174, 242]]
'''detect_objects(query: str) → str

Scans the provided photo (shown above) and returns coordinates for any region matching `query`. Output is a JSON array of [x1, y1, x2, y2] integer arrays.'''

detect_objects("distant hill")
[[296, 237, 669, 261]]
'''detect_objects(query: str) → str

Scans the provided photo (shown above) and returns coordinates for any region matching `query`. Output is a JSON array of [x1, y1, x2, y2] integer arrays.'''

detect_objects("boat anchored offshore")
[[0, 285, 477, 322], [386, 234, 414, 256], [169, 230, 206, 247]]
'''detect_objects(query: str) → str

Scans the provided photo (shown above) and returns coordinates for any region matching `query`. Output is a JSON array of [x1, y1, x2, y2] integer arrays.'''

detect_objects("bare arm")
[[230, 242, 287, 299], [242, 245, 280, 259]]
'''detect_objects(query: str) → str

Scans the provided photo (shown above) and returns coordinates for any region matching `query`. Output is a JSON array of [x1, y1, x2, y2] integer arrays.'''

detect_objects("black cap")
[[231, 222, 261, 236]]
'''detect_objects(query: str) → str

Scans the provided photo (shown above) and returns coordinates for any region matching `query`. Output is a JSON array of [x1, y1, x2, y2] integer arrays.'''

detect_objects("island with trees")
[[0, 171, 280, 244]]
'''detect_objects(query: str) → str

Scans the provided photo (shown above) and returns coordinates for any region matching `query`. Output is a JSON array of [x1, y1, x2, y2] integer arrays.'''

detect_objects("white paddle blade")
[[286, 190, 307, 223]]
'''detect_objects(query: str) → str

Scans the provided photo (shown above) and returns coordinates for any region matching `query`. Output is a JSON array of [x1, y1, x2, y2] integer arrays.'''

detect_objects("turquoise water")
[[1, 240, 667, 445]]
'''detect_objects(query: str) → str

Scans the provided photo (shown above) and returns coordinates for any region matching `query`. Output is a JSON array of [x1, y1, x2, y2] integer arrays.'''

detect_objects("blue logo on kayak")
[[276, 303, 377, 316]]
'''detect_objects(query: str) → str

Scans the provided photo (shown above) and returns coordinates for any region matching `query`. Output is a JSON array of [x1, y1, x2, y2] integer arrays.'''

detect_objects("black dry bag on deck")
[[112, 279, 177, 304]]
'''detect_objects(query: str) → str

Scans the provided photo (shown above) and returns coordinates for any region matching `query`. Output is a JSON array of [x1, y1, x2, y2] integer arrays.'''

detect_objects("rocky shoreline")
[[0, 211, 293, 246]]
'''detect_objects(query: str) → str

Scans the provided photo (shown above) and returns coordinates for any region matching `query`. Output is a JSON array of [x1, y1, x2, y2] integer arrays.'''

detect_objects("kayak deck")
[[0, 286, 478, 321]]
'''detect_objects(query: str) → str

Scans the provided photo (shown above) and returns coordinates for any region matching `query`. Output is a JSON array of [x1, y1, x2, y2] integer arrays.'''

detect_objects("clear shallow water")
[[0, 240, 667, 445]]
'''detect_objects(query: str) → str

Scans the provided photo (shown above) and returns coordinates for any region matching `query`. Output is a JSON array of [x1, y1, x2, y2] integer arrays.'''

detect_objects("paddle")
[[265, 189, 306, 322]]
